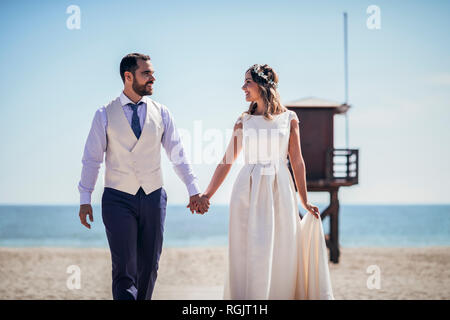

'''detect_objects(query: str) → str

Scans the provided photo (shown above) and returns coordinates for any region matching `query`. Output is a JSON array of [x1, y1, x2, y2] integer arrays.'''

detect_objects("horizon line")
[[0, 202, 449, 206]]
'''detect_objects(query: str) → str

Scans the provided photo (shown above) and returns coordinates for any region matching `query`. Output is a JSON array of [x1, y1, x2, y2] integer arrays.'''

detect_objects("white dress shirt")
[[78, 92, 200, 204]]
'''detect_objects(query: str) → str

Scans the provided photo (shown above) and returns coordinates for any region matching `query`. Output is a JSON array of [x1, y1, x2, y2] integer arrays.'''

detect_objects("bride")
[[188, 64, 334, 300]]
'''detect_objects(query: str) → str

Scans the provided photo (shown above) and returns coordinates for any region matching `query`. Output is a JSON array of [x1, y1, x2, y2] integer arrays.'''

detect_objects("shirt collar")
[[119, 91, 147, 108]]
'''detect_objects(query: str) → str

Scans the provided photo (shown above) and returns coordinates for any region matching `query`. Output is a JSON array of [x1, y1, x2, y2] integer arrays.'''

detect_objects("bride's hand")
[[303, 202, 320, 219], [195, 194, 210, 215]]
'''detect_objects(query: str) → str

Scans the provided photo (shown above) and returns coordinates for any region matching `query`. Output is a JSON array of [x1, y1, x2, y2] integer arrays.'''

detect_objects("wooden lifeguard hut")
[[286, 96, 359, 263]]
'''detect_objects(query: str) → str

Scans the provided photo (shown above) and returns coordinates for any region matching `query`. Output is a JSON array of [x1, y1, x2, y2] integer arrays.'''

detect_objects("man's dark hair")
[[120, 53, 151, 83]]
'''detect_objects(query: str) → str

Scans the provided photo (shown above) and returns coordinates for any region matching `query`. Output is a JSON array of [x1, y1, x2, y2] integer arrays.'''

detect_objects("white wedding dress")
[[223, 110, 334, 300]]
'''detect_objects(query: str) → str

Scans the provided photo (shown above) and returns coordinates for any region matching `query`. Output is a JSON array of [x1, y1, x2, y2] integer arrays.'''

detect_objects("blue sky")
[[0, 0, 449, 205]]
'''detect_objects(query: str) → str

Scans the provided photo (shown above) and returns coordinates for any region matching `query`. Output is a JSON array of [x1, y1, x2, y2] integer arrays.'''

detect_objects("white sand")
[[0, 246, 449, 299]]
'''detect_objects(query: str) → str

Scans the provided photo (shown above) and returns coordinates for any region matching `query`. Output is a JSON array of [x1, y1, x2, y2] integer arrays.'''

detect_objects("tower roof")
[[285, 96, 350, 114]]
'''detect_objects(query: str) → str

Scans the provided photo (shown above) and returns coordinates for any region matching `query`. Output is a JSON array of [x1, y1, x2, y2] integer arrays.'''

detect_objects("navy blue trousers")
[[101, 186, 167, 300]]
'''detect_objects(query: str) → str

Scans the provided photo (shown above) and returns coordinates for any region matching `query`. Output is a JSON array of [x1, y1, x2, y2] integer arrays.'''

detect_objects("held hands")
[[303, 202, 320, 219], [187, 193, 210, 215]]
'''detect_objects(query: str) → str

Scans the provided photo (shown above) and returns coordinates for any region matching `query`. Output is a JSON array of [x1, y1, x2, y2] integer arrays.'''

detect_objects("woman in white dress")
[[190, 64, 334, 300]]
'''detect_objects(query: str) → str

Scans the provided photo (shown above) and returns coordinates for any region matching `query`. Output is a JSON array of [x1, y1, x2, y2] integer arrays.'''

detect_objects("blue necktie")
[[128, 102, 143, 139]]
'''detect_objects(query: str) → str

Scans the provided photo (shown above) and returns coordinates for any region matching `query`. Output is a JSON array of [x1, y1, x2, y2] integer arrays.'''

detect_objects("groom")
[[78, 53, 210, 300]]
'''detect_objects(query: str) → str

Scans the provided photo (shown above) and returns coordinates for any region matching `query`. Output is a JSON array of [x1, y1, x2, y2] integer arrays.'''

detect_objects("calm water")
[[0, 204, 449, 248]]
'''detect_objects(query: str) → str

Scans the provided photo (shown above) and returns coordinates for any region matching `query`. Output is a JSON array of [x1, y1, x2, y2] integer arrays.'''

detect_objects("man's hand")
[[187, 193, 210, 215], [187, 194, 199, 214], [79, 204, 94, 229]]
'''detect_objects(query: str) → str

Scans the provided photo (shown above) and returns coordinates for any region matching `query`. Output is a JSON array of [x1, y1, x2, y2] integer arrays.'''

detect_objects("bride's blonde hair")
[[242, 64, 287, 120]]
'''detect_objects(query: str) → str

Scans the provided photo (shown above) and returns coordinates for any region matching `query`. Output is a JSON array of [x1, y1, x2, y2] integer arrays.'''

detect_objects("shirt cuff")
[[80, 192, 92, 205], [187, 181, 201, 197]]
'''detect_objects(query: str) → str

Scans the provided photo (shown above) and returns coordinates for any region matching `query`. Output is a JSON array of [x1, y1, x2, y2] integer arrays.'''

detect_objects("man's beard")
[[132, 79, 153, 96]]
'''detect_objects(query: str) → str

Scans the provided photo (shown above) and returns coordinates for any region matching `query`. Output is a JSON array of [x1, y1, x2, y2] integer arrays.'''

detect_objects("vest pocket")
[[109, 167, 129, 174], [142, 166, 161, 174]]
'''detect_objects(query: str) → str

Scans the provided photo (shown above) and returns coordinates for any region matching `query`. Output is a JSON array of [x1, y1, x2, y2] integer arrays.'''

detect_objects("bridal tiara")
[[252, 64, 278, 88]]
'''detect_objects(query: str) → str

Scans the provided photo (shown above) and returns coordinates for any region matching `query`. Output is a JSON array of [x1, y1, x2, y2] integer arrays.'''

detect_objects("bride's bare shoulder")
[[234, 117, 243, 131], [234, 112, 250, 130]]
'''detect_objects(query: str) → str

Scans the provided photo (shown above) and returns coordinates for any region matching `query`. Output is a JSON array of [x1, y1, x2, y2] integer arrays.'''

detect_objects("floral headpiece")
[[252, 64, 278, 88]]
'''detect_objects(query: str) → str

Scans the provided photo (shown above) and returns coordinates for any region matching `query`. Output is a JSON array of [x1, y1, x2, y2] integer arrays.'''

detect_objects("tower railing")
[[325, 148, 359, 184]]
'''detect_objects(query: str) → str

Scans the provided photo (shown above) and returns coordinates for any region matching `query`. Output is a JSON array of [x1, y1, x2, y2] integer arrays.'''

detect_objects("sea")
[[0, 204, 449, 248]]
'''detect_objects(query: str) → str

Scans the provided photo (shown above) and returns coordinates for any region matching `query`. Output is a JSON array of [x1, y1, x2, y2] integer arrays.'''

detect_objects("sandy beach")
[[0, 246, 449, 300]]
